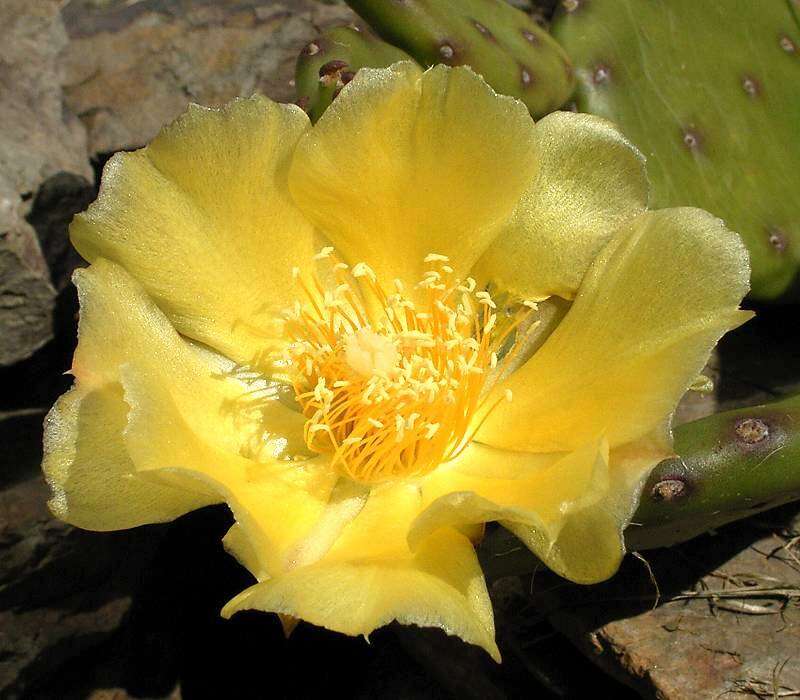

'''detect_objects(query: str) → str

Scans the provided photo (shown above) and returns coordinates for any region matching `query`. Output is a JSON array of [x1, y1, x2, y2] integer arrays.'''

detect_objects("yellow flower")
[[42, 62, 750, 661]]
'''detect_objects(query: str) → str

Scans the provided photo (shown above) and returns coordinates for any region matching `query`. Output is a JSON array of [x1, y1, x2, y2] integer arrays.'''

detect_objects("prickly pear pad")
[[553, 0, 800, 300]]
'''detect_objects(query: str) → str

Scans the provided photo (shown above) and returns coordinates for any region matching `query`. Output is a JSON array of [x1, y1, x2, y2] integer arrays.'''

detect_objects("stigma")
[[344, 328, 399, 378], [282, 251, 528, 484]]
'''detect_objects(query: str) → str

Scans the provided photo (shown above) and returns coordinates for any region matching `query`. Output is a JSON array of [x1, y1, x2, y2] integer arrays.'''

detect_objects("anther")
[[314, 246, 335, 260], [284, 249, 518, 483]]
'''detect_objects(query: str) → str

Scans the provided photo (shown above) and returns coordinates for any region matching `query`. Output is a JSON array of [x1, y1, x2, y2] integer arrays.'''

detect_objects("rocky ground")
[[1, 1, 798, 698]]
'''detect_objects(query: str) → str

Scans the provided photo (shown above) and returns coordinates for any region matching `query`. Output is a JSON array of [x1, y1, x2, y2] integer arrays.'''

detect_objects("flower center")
[[282, 251, 528, 484], [344, 328, 399, 378]]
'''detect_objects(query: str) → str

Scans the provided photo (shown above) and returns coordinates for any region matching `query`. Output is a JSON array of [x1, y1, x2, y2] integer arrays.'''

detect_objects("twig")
[[669, 587, 799, 603]]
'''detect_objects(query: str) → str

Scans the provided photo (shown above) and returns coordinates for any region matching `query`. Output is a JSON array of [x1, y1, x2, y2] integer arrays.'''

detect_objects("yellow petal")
[[223, 522, 265, 580], [70, 96, 316, 367], [222, 527, 500, 661], [509, 434, 668, 583], [60, 262, 501, 656], [411, 439, 632, 583], [280, 478, 370, 571], [477, 208, 751, 453], [44, 259, 310, 532], [42, 382, 218, 530], [474, 111, 648, 301], [71, 259, 305, 460], [118, 333, 495, 650], [118, 362, 339, 580], [68, 262, 364, 582], [288, 62, 537, 296], [207, 476, 411, 585], [413, 444, 570, 542], [324, 480, 423, 561]]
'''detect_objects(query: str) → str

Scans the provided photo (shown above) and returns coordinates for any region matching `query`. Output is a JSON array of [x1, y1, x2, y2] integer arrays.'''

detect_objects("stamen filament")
[[283, 254, 535, 483]]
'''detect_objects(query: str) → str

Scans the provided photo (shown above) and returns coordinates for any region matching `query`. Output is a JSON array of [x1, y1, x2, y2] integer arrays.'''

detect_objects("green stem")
[[344, 0, 575, 117], [627, 393, 800, 550], [295, 25, 413, 123]]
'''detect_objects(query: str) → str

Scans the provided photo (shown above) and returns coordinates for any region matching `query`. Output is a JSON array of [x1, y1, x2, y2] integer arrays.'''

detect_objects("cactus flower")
[[42, 62, 750, 660]]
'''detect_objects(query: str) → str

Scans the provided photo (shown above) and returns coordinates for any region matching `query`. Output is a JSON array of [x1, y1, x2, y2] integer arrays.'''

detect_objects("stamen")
[[314, 246, 335, 260], [282, 252, 534, 483]]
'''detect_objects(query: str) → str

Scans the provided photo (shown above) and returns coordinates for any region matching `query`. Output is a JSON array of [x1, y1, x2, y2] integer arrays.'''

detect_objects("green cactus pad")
[[627, 392, 800, 551], [345, 0, 575, 117], [295, 25, 413, 123], [552, 0, 800, 301]]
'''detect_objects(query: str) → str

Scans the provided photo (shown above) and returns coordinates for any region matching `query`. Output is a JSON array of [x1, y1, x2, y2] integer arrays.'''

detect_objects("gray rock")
[[0, 0, 92, 365], [0, 0, 360, 367], [0, 1, 91, 196], [532, 505, 800, 700], [61, 0, 356, 155], [26, 173, 95, 293], [0, 412, 160, 698], [0, 226, 56, 366]]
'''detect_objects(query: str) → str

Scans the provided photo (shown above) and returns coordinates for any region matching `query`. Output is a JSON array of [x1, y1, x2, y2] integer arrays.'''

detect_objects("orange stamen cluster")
[[282, 251, 527, 484]]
